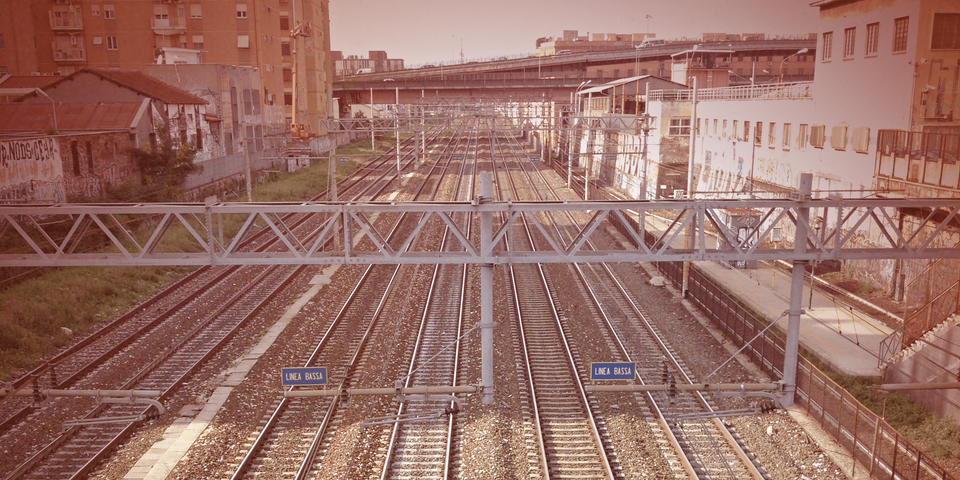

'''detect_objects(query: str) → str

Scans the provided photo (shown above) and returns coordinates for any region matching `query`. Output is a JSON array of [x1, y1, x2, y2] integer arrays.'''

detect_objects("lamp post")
[[34, 88, 57, 132], [779, 48, 809, 84]]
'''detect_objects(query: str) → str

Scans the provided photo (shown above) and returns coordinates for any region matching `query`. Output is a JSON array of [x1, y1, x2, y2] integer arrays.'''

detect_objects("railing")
[[49, 10, 83, 30], [903, 259, 960, 346], [52, 44, 86, 62], [151, 17, 186, 31], [876, 129, 960, 190], [648, 82, 813, 102]]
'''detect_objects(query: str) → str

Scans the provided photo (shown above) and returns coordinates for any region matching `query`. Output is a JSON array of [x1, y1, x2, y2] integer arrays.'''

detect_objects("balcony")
[[52, 43, 86, 62], [49, 10, 83, 31], [152, 17, 187, 35]]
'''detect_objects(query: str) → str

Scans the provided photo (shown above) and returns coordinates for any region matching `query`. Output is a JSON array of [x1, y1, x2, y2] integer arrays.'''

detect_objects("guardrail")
[[649, 82, 813, 102]]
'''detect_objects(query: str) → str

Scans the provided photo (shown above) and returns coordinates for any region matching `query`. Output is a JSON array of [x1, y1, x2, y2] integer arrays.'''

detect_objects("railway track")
[[377, 123, 478, 480], [3, 111, 817, 479], [508, 130, 772, 479], [489, 121, 617, 479], [0, 129, 446, 479], [225, 120, 476, 480]]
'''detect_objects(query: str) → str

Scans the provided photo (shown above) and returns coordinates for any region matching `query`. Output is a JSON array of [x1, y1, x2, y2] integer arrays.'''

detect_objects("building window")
[[768, 122, 776, 147], [932, 13, 960, 50], [743, 121, 750, 142], [852, 127, 870, 153], [192, 35, 203, 50], [106, 36, 118, 50], [722, 119, 728, 138], [893, 17, 909, 53], [754, 122, 762, 146], [798, 124, 809, 149], [669, 118, 691, 136], [104, 4, 115, 19], [713, 119, 718, 136], [284, 92, 293, 106], [91, 4, 99, 16], [844, 27, 856, 58], [190, 4, 202, 18], [195, 128, 203, 150], [831, 125, 848, 150], [782, 124, 792, 149], [822, 31, 833, 60], [237, 4, 248, 18], [238, 35, 249, 48], [279, 16, 289, 31], [733, 120, 739, 140], [866, 22, 879, 55], [810, 125, 826, 148], [93, 36, 103, 46], [178, 6, 184, 18]]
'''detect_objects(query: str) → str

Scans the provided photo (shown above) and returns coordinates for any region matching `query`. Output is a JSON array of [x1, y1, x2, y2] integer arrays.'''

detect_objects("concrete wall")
[[885, 319, 960, 424]]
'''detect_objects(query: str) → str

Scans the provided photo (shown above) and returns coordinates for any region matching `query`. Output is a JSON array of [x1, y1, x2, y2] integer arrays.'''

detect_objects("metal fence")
[[903, 259, 960, 346], [656, 259, 955, 479]]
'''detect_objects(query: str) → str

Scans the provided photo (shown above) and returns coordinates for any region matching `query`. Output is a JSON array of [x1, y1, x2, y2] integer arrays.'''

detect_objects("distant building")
[[333, 51, 404, 77]]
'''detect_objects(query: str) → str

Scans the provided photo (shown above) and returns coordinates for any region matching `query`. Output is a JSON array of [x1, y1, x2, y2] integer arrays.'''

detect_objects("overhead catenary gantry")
[[4, 175, 959, 407], [2, 196, 958, 267]]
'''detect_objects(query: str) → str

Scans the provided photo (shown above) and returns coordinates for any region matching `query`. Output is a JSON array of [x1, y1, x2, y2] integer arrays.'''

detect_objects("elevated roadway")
[[333, 39, 816, 105]]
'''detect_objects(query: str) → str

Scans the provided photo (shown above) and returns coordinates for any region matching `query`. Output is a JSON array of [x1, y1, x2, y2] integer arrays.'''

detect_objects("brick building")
[[0, 0, 335, 138]]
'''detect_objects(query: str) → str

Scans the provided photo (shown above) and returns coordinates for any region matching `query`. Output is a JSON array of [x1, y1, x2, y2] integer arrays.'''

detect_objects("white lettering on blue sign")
[[281, 367, 327, 386], [590, 362, 635, 380]]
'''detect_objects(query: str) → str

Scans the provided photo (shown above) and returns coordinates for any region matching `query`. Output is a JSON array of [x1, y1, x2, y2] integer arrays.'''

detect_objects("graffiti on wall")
[[0, 138, 65, 202]]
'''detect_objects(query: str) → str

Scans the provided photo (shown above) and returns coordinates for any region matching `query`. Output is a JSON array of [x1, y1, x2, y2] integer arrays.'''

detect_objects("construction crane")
[[289, 21, 312, 139]]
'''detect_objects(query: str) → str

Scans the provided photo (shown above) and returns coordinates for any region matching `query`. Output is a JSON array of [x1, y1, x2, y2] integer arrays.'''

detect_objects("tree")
[[120, 120, 202, 202]]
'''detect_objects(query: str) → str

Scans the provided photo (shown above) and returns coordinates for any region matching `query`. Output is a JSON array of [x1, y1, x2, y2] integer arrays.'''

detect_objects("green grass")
[[828, 373, 960, 461], [0, 138, 370, 381]]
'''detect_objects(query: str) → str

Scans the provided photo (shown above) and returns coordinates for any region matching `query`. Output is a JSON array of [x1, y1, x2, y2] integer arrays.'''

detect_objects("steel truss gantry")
[[2, 196, 957, 268], [3, 174, 960, 406]]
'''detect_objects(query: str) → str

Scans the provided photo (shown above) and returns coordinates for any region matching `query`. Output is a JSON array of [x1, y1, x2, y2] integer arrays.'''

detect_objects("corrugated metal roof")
[[0, 75, 62, 89], [0, 103, 143, 132]]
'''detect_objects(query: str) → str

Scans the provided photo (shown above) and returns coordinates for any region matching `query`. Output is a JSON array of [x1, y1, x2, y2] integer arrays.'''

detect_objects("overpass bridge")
[[332, 39, 816, 106]]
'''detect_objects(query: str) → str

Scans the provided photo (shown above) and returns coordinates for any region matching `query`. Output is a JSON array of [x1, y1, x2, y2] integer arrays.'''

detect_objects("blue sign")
[[453, 155, 463, 160], [530, 157, 540, 162], [282, 367, 327, 386], [339, 157, 349, 163], [591, 362, 635, 380]]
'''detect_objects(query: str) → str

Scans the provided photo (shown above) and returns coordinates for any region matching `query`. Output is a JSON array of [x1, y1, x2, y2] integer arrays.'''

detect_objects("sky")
[[329, 0, 821, 67]]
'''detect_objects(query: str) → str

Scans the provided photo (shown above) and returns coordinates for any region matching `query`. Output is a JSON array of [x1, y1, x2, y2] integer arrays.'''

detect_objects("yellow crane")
[[289, 21, 311, 139]]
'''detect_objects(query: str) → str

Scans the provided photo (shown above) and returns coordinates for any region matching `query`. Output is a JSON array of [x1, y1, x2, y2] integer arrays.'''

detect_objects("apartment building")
[[0, 0, 334, 138]]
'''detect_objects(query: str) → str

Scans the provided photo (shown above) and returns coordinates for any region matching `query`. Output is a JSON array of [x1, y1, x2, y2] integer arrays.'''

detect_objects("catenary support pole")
[[480, 174, 494, 405], [783, 172, 812, 407]]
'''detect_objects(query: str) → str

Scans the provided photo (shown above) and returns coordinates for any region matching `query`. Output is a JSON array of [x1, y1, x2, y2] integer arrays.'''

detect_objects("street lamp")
[[779, 48, 809, 84], [574, 80, 591, 114], [34, 88, 57, 132]]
